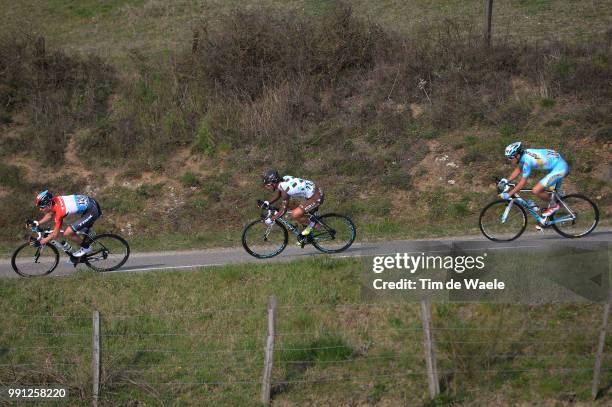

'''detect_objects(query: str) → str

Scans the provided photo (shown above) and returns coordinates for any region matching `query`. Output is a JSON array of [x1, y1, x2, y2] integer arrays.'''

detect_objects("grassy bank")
[[0, 257, 609, 405]]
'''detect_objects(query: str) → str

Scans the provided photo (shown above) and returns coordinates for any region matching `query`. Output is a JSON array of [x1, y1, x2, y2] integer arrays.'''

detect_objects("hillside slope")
[[0, 4, 610, 251]]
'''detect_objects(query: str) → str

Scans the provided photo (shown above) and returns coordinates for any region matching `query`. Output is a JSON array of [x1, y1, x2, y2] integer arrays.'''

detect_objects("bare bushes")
[[238, 80, 320, 144], [0, 32, 116, 160], [188, 6, 386, 99], [174, 5, 386, 156], [2, 6, 610, 170]]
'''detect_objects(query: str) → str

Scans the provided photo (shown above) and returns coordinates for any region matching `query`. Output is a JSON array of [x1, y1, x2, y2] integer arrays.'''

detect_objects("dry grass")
[[1, 1, 610, 62]]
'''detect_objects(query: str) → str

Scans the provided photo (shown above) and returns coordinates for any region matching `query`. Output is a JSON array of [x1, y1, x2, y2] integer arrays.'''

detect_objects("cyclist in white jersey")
[[261, 169, 324, 237], [499, 142, 569, 217]]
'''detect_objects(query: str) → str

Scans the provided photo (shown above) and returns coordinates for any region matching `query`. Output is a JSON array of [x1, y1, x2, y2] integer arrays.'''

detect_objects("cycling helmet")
[[262, 169, 281, 184], [36, 190, 53, 208], [504, 141, 523, 159]]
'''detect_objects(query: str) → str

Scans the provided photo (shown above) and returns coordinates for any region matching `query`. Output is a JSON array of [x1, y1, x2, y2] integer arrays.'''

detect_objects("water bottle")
[[526, 199, 540, 212], [60, 240, 73, 254]]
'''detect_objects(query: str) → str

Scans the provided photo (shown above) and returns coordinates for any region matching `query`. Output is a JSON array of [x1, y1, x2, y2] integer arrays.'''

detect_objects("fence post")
[[92, 310, 100, 407], [420, 298, 440, 399], [484, 0, 494, 46], [592, 293, 610, 400], [261, 296, 277, 406], [191, 28, 199, 54]]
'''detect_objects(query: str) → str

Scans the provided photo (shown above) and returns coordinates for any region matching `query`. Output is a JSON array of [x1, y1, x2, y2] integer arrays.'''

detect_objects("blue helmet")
[[504, 142, 523, 159], [35, 190, 53, 208]]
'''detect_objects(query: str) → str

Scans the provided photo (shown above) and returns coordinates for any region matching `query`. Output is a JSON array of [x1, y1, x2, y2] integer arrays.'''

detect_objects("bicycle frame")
[[275, 216, 301, 236], [264, 210, 333, 240], [503, 189, 576, 226], [32, 227, 104, 260], [31, 228, 70, 255]]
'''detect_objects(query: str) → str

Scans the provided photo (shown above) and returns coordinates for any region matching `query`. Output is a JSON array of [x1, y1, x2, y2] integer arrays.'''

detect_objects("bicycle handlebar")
[[24, 222, 52, 242], [256, 200, 279, 220], [493, 177, 515, 187], [257, 199, 279, 212]]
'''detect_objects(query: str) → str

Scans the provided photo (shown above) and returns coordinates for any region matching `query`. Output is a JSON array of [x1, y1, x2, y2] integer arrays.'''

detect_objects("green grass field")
[[1, 258, 609, 405]]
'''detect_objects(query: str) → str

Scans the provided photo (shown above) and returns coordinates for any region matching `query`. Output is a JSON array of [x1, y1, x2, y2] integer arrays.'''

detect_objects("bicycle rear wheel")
[[11, 243, 59, 277], [479, 200, 527, 242], [242, 220, 288, 259], [311, 214, 357, 253], [551, 194, 599, 238], [84, 233, 130, 272]]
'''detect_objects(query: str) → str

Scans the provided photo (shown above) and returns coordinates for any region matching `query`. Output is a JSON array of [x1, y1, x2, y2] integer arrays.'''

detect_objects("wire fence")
[[0, 300, 609, 405]]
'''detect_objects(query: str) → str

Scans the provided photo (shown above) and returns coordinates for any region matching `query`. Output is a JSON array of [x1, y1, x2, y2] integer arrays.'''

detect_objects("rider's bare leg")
[[63, 227, 85, 245], [532, 183, 553, 202], [291, 207, 309, 227]]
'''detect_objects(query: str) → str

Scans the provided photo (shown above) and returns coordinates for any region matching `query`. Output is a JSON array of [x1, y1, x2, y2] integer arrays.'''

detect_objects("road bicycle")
[[242, 200, 357, 258], [11, 221, 130, 277], [479, 178, 599, 242]]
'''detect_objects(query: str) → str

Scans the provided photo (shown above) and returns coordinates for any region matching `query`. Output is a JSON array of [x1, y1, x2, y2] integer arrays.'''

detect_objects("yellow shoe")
[[301, 226, 313, 236]]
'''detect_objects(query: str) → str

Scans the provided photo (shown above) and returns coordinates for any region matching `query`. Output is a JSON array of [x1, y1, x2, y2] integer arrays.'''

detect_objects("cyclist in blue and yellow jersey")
[[499, 142, 569, 217], [261, 169, 324, 239]]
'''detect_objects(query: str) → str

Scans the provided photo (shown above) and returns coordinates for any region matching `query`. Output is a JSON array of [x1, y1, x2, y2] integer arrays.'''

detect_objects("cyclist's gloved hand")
[[264, 217, 274, 226], [261, 201, 270, 209], [499, 192, 511, 200]]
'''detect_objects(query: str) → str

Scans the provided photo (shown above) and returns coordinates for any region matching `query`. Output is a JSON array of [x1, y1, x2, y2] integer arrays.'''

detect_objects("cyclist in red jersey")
[[33, 190, 102, 257]]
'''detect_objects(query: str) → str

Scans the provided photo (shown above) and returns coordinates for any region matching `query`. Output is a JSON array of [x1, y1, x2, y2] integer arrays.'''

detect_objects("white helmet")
[[504, 142, 523, 159]]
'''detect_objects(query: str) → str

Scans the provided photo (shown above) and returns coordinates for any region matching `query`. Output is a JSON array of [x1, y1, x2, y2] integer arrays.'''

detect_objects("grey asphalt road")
[[1, 228, 610, 278]]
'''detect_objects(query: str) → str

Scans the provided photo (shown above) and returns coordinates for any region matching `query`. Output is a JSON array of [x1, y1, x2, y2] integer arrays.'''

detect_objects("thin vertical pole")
[[484, 0, 494, 46], [92, 311, 100, 407], [421, 298, 440, 399], [261, 296, 277, 405], [592, 293, 610, 400]]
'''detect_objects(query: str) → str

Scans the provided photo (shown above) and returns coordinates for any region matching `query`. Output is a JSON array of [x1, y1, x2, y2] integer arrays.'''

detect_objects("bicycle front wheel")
[[84, 234, 130, 272], [11, 243, 59, 277], [311, 214, 357, 253], [479, 200, 527, 242], [551, 194, 599, 238], [242, 220, 288, 259]]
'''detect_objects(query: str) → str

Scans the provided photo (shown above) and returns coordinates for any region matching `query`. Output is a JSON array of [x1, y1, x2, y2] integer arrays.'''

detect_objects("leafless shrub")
[[186, 5, 386, 100], [0, 32, 116, 162]]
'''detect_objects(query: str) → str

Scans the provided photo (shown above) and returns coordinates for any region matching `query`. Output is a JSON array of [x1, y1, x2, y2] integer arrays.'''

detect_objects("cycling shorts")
[[71, 199, 102, 234], [538, 160, 569, 191], [299, 188, 324, 213]]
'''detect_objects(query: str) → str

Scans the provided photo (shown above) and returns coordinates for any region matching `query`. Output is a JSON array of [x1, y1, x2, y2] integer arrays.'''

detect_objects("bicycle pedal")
[[67, 255, 82, 266], [296, 236, 307, 248]]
